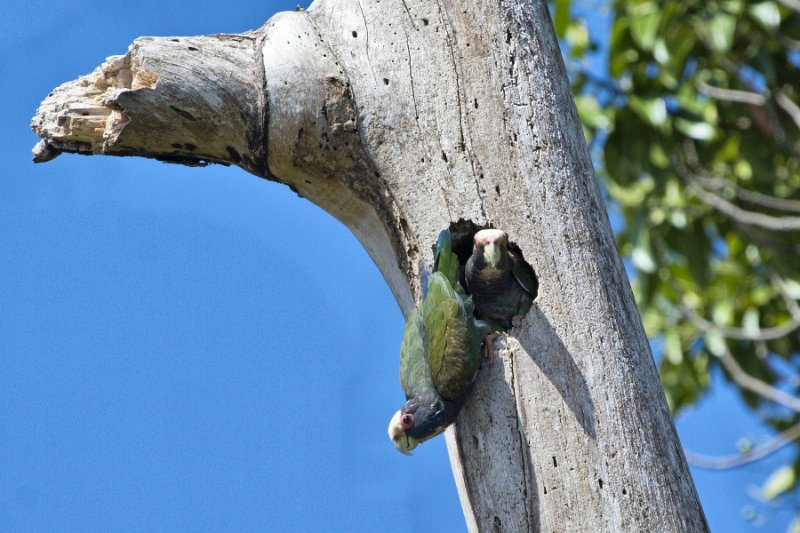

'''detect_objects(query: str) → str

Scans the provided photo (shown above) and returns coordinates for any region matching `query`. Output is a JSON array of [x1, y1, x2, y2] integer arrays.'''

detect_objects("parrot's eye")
[[400, 413, 414, 430]]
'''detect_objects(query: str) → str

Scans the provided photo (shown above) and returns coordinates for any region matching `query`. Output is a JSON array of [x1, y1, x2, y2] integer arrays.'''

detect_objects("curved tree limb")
[[716, 58, 799, 152], [734, 188, 800, 214], [685, 305, 800, 342], [677, 141, 800, 215], [31, 2, 708, 531], [673, 146, 800, 231], [685, 421, 800, 470], [689, 182, 800, 231], [695, 80, 766, 106], [676, 147, 800, 215], [779, 33, 800, 50], [775, 89, 800, 133], [678, 272, 800, 342], [777, 0, 800, 15], [733, 220, 800, 255], [719, 349, 800, 414], [682, 272, 800, 342], [773, 275, 800, 318]]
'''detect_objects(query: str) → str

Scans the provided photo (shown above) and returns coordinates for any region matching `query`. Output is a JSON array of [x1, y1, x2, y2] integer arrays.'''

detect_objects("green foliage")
[[556, 0, 800, 523], [762, 464, 796, 501]]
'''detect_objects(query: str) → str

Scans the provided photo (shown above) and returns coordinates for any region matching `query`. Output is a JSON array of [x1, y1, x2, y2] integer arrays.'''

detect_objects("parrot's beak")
[[395, 440, 414, 456], [483, 242, 500, 266], [388, 410, 418, 455]]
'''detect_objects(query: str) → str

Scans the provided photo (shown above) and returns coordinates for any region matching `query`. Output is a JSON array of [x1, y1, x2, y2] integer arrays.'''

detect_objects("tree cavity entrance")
[[442, 219, 539, 332]]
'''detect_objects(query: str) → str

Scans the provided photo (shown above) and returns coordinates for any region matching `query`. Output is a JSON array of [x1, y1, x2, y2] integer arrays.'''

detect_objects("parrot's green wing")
[[434, 228, 474, 313], [400, 228, 485, 402], [399, 307, 434, 400], [423, 273, 481, 402]]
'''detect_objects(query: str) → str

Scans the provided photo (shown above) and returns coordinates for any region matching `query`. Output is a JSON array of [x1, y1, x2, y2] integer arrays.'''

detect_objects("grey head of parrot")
[[388, 391, 466, 455]]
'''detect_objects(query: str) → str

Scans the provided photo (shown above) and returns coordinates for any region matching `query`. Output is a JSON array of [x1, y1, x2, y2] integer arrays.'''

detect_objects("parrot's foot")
[[511, 315, 524, 328], [483, 332, 502, 362]]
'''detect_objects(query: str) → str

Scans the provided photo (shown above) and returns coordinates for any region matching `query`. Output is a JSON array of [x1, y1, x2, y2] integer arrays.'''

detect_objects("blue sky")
[[0, 1, 793, 531]]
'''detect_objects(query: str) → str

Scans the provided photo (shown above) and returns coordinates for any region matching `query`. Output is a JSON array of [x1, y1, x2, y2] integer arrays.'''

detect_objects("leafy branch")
[[673, 142, 800, 232]]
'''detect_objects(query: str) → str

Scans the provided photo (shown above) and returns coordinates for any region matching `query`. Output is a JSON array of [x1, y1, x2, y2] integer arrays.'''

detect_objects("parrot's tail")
[[433, 229, 459, 286]]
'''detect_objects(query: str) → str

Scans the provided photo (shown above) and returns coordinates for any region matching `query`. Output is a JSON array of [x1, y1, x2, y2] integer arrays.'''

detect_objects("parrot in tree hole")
[[465, 228, 538, 332]]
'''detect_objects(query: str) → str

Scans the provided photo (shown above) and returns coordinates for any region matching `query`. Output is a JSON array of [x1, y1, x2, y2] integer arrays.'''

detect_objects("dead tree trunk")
[[31, 1, 708, 531]]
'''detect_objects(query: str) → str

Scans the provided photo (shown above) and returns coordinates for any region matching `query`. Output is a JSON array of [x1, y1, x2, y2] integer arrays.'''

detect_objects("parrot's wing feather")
[[401, 231, 484, 403], [422, 273, 481, 402], [434, 229, 461, 287], [508, 245, 538, 300], [399, 307, 433, 399]]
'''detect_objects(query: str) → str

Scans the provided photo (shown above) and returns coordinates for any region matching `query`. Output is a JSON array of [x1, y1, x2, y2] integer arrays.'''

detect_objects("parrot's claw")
[[483, 332, 502, 362], [511, 315, 524, 328]]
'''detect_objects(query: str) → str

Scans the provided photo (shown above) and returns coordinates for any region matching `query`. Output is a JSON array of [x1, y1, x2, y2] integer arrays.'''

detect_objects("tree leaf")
[[734, 160, 752, 180], [665, 330, 683, 364], [566, 19, 590, 56], [761, 465, 796, 500], [707, 13, 736, 53], [649, 143, 669, 168], [783, 280, 800, 299], [668, 222, 709, 283], [632, 247, 657, 273], [632, 223, 657, 273], [653, 38, 670, 64], [705, 330, 727, 357], [674, 118, 716, 140], [712, 300, 734, 326], [736, 437, 753, 453], [576, 0, 800, 514], [575, 94, 609, 129], [630, 96, 668, 126], [721, 0, 744, 15], [748, 2, 780, 30], [553, 0, 571, 37], [630, 3, 661, 51], [742, 308, 760, 336]]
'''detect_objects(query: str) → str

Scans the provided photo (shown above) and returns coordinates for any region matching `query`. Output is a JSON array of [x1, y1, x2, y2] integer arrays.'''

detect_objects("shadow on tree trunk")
[[523, 306, 596, 439]]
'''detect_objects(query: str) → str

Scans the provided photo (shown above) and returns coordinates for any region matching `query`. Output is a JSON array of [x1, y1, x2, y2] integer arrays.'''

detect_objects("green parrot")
[[388, 229, 489, 455], [465, 229, 538, 331]]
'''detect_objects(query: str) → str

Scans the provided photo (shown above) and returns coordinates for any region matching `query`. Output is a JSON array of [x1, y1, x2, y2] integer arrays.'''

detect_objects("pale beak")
[[395, 439, 413, 456], [483, 242, 500, 266], [388, 410, 418, 455]]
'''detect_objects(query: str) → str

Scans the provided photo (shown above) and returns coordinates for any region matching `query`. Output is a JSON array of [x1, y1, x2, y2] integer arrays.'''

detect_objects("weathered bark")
[[31, 1, 708, 531]]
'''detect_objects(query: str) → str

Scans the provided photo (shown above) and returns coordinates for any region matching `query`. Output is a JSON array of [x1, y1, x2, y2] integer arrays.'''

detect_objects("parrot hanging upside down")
[[465, 228, 538, 332], [388, 229, 490, 455]]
